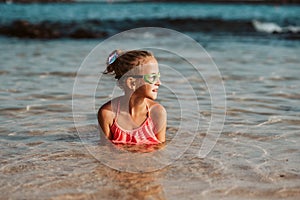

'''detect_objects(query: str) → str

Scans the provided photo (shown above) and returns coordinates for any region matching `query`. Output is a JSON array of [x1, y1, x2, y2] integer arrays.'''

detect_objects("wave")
[[0, 18, 299, 40], [252, 20, 300, 34], [256, 115, 300, 126]]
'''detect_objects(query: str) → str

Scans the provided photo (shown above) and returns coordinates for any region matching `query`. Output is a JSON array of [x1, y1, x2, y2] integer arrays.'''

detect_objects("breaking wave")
[[0, 18, 299, 40]]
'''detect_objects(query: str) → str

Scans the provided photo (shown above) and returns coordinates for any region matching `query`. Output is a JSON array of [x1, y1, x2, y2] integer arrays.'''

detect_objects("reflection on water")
[[93, 167, 167, 200], [113, 143, 167, 153]]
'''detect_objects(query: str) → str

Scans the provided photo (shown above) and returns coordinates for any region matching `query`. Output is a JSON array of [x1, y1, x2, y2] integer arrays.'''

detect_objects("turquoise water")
[[1, 2, 299, 24], [1, 2, 300, 200]]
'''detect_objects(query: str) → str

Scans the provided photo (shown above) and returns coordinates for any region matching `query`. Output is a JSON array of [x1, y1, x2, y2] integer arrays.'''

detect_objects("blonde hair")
[[104, 50, 153, 80]]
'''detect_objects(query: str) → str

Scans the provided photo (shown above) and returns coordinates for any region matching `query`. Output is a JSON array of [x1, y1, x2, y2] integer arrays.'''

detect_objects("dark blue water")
[[0, 2, 299, 24], [0, 2, 299, 40]]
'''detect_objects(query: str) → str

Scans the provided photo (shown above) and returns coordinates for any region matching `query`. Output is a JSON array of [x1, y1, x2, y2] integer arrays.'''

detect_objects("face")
[[134, 56, 161, 100]]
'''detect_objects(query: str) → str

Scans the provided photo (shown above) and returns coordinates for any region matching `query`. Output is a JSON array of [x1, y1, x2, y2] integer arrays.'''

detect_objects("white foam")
[[283, 25, 300, 33], [252, 20, 300, 34], [252, 20, 282, 33], [256, 116, 283, 126]]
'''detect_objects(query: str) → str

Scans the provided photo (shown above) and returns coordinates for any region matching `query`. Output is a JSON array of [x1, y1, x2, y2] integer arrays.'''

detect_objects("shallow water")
[[1, 33, 299, 199], [1, 2, 300, 199]]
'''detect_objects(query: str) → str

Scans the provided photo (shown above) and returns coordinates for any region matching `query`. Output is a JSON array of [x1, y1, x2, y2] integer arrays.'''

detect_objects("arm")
[[98, 103, 114, 140], [150, 104, 167, 143]]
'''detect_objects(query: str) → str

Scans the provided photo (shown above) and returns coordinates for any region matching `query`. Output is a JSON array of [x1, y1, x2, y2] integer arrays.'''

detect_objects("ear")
[[126, 77, 136, 90]]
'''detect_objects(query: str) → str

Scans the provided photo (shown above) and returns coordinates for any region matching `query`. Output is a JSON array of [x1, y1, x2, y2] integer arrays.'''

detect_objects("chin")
[[147, 94, 157, 100]]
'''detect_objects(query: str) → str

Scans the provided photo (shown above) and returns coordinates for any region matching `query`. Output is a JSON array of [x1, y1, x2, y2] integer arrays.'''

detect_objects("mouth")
[[152, 88, 159, 93]]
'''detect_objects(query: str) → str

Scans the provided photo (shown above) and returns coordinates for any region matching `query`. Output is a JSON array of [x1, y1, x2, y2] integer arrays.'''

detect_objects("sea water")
[[0, 2, 300, 199]]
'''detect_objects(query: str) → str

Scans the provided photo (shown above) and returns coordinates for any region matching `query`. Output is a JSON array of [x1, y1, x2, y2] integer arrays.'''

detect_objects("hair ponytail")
[[103, 50, 153, 80]]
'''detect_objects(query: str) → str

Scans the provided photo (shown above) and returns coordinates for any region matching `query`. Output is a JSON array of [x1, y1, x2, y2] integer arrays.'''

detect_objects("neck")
[[123, 92, 146, 115]]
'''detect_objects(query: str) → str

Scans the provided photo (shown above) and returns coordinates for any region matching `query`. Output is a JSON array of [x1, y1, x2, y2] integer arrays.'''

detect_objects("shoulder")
[[146, 99, 167, 142], [99, 96, 122, 112], [98, 101, 112, 116], [98, 101, 113, 125], [98, 97, 121, 123], [146, 99, 167, 119]]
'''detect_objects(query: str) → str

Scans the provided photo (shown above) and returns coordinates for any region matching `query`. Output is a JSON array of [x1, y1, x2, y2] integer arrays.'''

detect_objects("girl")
[[98, 50, 166, 145]]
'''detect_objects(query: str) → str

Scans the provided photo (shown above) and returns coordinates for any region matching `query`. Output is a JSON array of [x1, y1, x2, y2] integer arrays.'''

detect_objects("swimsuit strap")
[[114, 99, 121, 121]]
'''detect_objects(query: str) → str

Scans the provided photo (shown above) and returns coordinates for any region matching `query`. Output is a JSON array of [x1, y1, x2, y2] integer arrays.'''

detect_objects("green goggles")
[[130, 72, 161, 84]]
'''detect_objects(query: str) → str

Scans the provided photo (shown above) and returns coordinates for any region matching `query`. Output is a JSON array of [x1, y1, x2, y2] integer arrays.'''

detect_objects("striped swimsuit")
[[110, 101, 161, 145]]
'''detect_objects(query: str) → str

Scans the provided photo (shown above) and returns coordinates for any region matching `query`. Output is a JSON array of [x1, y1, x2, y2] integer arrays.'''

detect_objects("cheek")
[[144, 84, 153, 91], [136, 84, 152, 94]]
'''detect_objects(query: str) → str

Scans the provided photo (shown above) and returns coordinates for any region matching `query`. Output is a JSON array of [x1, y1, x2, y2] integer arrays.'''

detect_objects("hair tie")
[[108, 51, 119, 65]]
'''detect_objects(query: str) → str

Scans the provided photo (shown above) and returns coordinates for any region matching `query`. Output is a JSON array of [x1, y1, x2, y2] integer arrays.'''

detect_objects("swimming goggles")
[[129, 72, 161, 84]]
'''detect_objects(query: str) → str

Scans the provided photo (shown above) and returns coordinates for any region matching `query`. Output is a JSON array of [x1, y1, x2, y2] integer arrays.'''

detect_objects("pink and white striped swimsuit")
[[110, 101, 161, 145]]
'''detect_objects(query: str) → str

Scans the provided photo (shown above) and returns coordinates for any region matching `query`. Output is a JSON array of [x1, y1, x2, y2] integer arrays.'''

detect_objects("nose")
[[155, 77, 161, 86]]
